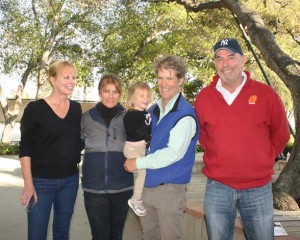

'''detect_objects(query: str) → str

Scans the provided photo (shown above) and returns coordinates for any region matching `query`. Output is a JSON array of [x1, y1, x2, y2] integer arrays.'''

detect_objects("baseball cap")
[[213, 38, 243, 55]]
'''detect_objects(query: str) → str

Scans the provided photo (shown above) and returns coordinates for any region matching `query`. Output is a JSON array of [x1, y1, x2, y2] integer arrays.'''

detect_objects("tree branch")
[[168, 0, 225, 11]]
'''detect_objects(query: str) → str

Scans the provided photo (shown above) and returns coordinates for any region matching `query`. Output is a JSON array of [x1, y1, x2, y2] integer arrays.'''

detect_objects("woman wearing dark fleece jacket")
[[81, 73, 133, 240]]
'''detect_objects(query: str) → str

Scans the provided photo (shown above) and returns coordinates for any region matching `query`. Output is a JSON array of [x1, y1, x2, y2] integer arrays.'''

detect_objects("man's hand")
[[124, 158, 137, 173]]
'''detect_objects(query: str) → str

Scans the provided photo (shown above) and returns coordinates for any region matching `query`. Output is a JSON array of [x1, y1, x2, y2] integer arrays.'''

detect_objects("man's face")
[[214, 49, 245, 86], [157, 68, 183, 108]]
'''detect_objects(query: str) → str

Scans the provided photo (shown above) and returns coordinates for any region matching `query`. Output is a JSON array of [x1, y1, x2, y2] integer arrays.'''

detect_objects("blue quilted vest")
[[145, 94, 200, 187]]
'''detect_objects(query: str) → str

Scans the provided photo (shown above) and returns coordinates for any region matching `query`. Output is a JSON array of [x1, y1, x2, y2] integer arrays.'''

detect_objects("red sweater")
[[194, 72, 290, 189]]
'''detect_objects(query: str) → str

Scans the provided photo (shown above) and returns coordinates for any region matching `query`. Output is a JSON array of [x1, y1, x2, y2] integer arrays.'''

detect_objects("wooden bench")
[[193, 152, 204, 173], [277, 160, 288, 170], [183, 199, 300, 240]]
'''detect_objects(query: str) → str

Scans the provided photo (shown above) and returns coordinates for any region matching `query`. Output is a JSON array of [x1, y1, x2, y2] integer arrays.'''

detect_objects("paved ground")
[[2, 155, 300, 239], [0, 155, 143, 240], [0, 155, 206, 240]]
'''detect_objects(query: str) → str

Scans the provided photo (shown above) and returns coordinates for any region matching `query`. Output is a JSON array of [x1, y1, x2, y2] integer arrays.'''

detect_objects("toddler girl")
[[124, 82, 152, 216]]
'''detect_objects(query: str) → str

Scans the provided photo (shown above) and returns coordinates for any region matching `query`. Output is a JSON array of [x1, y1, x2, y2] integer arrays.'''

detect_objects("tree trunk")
[[36, 52, 52, 99], [0, 84, 23, 143], [0, 59, 35, 143], [171, 0, 300, 210], [2, 124, 13, 143], [273, 114, 300, 210], [36, 67, 51, 99]]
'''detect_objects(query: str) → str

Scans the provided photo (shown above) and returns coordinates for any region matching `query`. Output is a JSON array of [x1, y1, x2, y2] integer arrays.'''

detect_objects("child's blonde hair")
[[126, 82, 152, 110]]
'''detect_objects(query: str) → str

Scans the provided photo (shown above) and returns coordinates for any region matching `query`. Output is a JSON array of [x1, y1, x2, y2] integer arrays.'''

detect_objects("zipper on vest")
[[105, 128, 109, 190]]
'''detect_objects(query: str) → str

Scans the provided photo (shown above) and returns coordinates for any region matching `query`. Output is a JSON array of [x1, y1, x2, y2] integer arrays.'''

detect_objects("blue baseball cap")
[[214, 38, 243, 55]]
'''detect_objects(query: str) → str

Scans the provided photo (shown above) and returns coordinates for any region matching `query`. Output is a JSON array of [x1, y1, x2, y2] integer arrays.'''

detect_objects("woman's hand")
[[20, 156, 37, 207], [21, 184, 38, 207]]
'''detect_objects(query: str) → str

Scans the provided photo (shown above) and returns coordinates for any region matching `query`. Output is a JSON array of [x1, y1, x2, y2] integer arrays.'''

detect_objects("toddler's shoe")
[[128, 197, 147, 217]]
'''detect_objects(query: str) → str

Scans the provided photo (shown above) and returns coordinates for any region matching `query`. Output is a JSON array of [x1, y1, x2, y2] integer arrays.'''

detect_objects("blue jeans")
[[84, 190, 132, 240], [204, 179, 273, 240], [27, 173, 79, 240]]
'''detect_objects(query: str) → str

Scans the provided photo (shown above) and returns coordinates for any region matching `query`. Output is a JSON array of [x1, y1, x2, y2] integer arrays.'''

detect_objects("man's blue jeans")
[[27, 173, 79, 240], [204, 179, 273, 240]]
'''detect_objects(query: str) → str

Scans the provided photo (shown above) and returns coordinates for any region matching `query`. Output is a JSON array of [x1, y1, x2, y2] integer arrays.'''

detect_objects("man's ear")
[[178, 77, 185, 86]]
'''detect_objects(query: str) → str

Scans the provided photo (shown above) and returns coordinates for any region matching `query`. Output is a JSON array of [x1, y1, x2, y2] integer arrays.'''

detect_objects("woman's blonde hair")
[[48, 60, 76, 79], [98, 73, 122, 96], [126, 82, 152, 109]]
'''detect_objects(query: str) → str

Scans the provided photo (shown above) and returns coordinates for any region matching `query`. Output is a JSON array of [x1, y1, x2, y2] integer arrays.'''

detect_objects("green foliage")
[[0, 0, 106, 97], [0, 143, 20, 155], [196, 143, 204, 153], [182, 78, 204, 104], [241, 0, 299, 112], [90, 1, 241, 101], [0, 0, 298, 108]]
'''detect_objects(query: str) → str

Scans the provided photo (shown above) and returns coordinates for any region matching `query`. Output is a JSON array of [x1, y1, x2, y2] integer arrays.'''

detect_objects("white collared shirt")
[[216, 71, 247, 105]]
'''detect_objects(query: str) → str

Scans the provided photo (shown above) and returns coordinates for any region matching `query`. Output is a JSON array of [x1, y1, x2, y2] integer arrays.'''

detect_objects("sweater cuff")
[[136, 156, 147, 169]]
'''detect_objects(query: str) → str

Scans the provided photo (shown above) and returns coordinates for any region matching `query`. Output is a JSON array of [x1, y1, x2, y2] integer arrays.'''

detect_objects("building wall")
[[0, 99, 96, 142], [0, 99, 96, 122]]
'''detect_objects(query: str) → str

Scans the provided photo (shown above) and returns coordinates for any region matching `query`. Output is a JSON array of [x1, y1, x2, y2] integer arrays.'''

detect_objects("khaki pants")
[[140, 184, 186, 240], [123, 140, 146, 200]]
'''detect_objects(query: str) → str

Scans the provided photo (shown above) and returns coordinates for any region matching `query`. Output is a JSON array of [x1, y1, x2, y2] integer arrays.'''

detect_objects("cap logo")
[[214, 38, 243, 55], [220, 39, 229, 46]]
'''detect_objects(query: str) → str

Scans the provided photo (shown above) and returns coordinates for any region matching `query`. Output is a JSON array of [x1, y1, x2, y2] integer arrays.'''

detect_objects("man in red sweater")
[[194, 38, 290, 240]]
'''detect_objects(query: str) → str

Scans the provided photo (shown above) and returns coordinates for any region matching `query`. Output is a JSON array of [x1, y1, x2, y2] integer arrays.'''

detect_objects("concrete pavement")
[[0, 155, 142, 240]]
